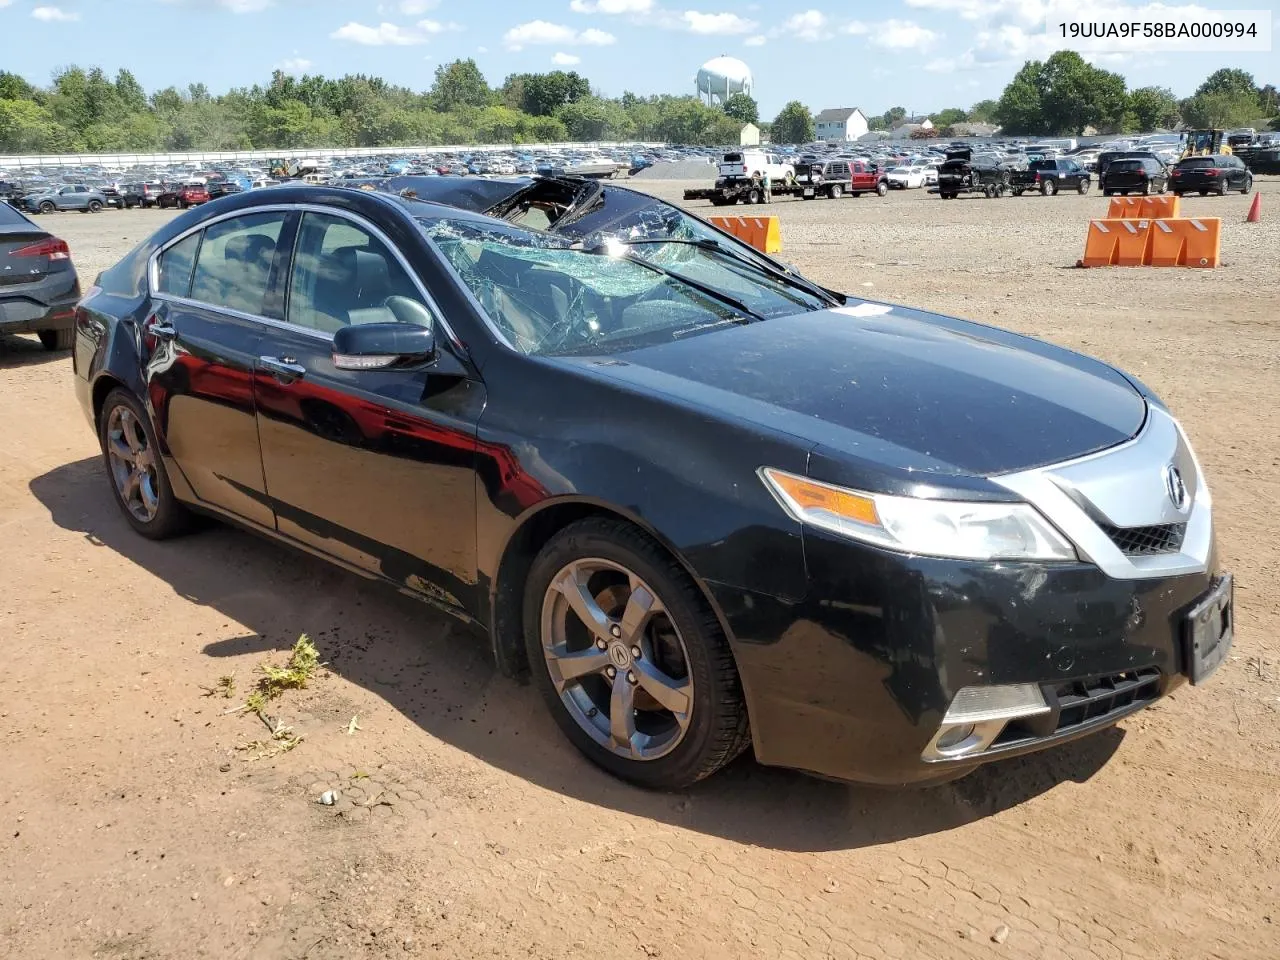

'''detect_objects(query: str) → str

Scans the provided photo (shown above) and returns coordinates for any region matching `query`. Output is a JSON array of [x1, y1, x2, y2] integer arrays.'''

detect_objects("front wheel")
[[829, 183, 843, 199], [39, 201, 55, 214], [876, 181, 888, 197], [88, 199, 103, 212], [98, 389, 192, 540], [1078, 179, 1090, 195], [745, 188, 761, 205], [523, 518, 750, 790], [38, 328, 74, 351], [1012, 189, 1024, 197], [1242, 175, 1253, 195]]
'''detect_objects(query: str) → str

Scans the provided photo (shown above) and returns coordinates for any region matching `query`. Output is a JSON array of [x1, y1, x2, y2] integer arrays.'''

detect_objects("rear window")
[[1109, 160, 1143, 172], [1178, 158, 1216, 168], [722, 153, 743, 163], [1029, 160, 1056, 171]]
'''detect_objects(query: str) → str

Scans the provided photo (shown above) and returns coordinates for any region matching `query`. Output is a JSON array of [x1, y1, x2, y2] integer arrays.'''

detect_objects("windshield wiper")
[[624, 237, 845, 307], [582, 244, 767, 323]]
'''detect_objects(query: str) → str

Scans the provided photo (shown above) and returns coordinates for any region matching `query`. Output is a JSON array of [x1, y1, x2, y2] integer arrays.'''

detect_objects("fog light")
[[934, 724, 976, 751]]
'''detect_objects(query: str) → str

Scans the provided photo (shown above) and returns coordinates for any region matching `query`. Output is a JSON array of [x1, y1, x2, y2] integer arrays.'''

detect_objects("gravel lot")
[[2, 180, 1279, 960]]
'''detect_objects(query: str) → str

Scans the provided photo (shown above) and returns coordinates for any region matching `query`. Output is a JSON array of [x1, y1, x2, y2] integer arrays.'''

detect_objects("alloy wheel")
[[105, 405, 160, 523], [540, 558, 693, 761]]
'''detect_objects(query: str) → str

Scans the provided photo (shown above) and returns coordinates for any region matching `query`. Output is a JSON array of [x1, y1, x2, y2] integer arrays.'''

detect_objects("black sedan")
[[1171, 155, 1254, 196], [1, 200, 80, 350], [71, 184, 1232, 789]]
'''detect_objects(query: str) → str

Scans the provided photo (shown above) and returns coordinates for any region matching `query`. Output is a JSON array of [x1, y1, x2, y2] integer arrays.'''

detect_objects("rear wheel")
[[39, 200, 55, 214], [98, 389, 192, 540], [745, 187, 761, 205], [1217, 179, 1229, 196], [1041, 179, 1057, 196], [984, 184, 996, 199], [829, 183, 843, 199], [37, 328, 74, 351], [1242, 175, 1253, 194], [523, 518, 750, 790], [1012, 188, 1024, 197]]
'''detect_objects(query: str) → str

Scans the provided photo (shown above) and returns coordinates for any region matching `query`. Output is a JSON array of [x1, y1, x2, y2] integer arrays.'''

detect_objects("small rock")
[[223, 876, 235, 887], [642, 946, 661, 958], [318, 790, 338, 806], [219, 762, 232, 773], [403, 937, 414, 951], [823, 879, 839, 894], [992, 924, 1010, 944], [191, 893, 199, 901]]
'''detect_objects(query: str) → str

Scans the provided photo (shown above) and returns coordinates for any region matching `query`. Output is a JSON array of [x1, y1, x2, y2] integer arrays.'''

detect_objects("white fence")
[[0, 142, 667, 170]]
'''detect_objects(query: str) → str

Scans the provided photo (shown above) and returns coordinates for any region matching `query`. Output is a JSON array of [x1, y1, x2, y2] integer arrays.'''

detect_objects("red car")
[[157, 182, 210, 209]]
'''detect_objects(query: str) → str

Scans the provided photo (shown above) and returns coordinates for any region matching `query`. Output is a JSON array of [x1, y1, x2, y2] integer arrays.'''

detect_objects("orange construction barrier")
[[707, 215, 782, 254], [1107, 195, 1181, 219], [1148, 217, 1221, 268], [1081, 219, 1152, 267]]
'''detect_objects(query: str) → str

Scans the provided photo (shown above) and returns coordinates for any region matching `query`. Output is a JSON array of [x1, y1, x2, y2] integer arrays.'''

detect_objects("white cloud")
[[31, 5, 79, 20], [681, 11, 757, 35], [870, 19, 937, 50], [399, 0, 438, 12], [569, 0, 653, 12], [552, 51, 582, 64], [502, 20, 617, 49], [843, 20, 869, 35], [781, 9, 827, 41], [160, 0, 275, 11], [331, 21, 427, 45], [477, 45, 489, 52], [275, 55, 313, 74], [743, 34, 766, 45]]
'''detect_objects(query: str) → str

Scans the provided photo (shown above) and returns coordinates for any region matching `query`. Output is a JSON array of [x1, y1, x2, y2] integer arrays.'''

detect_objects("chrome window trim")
[[147, 201, 466, 353], [993, 406, 1212, 581]]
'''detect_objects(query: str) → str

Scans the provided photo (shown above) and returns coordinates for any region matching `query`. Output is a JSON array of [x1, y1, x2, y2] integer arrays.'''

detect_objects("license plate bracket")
[[1182, 575, 1233, 684]]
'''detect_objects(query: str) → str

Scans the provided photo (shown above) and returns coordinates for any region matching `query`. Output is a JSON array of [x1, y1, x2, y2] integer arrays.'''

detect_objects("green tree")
[[429, 59, 492, 112], [1194, 68, 1256, 99], [519, 71, 590, 117], [1127, 86, 1180, 130], [0, 71, 36, 101], [1181, 89, 1263, 128], [114, 69, 148, 113], [772, 101, 813, 144], [929, 107, 968, 127], [968, 99, 997, 123], [0, 98, 76, 152], [882, 106, 907, 127], [722, 92, 758, 124], [994, 52, 1127, 135], [867, 115, 887, 131], [994, 63, 1044, 134], [1258, 84, 1278, 116]]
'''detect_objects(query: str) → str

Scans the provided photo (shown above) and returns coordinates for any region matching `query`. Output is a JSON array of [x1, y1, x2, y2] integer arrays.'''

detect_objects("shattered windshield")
[[419, 216, 828, 357]]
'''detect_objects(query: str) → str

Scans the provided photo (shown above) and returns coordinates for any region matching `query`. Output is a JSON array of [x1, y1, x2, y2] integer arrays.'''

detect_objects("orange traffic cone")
[[1247, 192, 1261, 223]]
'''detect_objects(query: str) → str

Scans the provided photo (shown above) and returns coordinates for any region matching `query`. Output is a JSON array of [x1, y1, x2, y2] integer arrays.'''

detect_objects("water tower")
[[695, 56, 753, 106]]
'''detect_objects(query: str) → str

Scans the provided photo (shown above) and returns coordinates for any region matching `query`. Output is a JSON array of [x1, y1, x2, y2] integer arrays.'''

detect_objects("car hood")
[[577, 302, 1146, 481]]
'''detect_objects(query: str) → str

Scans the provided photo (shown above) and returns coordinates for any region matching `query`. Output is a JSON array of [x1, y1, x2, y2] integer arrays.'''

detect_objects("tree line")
[[0, 54, 1274, 156]]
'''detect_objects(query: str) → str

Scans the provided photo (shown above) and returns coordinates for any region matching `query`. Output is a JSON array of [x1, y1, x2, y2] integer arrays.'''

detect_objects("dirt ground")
[[2, 180, 1279, 960]]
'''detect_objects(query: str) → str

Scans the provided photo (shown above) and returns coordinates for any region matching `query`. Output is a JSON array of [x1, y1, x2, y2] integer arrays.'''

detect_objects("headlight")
[[759, 467, 1077, 562]]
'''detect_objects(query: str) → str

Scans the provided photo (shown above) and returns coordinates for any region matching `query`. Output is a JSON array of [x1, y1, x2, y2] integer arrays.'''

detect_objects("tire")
[[746, 188, 761, 205], [1198, 190, 1208, 196], [1012, 189, 1024, 197], [1077, 179, 1090, 195], [829, 184, 843, 199], [523, 517, 750, 790], [875, 181, 888, 197], [178, 200, 188, 209], [1041, 178, 1057, 196], [1217, 179, 1228, 196], [984, 184, 996, 199], [39, 200, 55, 214], [38, 328, 74, 351], [1174, 191, 1184, 197], [1242, 175, 1253, 195], [1103, 189, 1113, 196], [87, 200, 103, 213], [97, 388, 192, 541]]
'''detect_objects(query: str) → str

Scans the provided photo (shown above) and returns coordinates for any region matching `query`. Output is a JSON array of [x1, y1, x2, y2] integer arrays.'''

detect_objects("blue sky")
[[1, 0, 1274, 117]]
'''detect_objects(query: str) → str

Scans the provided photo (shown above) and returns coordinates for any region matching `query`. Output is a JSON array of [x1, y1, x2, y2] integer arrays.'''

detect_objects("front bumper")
[[711, 531, 1222, 785]]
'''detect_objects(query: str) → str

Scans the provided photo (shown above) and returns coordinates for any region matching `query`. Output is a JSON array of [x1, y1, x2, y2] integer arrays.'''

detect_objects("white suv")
[[717, 150, 794, 182]]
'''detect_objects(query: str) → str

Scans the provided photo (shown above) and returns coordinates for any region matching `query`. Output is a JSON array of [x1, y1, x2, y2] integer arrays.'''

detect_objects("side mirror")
[[332, 307, 436, 371]]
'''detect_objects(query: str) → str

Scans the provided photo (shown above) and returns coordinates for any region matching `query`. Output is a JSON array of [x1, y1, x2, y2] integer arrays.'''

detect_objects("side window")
[[286, 212, 429, 335], [156, 232, 201, 298], [188, 211, 287, 317]]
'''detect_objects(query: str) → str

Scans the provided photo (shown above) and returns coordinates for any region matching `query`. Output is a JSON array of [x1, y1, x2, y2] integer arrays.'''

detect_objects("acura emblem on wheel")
[[1165, 464, 1189, 512]]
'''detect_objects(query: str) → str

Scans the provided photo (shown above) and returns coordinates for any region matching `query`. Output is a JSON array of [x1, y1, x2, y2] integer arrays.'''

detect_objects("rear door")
[[251, 208, 484, 613], [145, 208, 294, 528]]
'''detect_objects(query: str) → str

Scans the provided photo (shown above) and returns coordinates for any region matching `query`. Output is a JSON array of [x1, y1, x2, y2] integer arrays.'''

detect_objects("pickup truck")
[[1010, 158, 1091, 196], [795, 159, 888, 199]]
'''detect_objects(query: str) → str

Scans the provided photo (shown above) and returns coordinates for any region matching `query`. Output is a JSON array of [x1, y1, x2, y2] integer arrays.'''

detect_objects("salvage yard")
[[3, 181, 1279, 960]]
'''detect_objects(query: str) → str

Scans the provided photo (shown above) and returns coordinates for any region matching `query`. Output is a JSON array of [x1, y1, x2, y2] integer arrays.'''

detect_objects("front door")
[[253, 209, 485, 614], [145, 209, 292, 528]]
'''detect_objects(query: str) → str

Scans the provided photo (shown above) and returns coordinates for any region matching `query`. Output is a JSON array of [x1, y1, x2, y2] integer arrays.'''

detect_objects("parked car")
[[206, 181, 245, 200], [1101, 158, 1169, 196], [123, 183, 167, 209], [1170, 155, 1254, 196], [73, 184, 1232, 789], [23, 184, 110, 214], [716, 149, 794, 183], [0, 200, 80, 350], [157, 182, 211, 209], [937, 148, 1010, 199], [885, 165, 927, 189], [1010, 158, 1091, 196]]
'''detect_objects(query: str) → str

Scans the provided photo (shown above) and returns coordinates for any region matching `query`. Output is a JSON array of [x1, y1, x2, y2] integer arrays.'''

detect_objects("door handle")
[[258, 355, 307, 380], [149, 321, 177, 341]]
